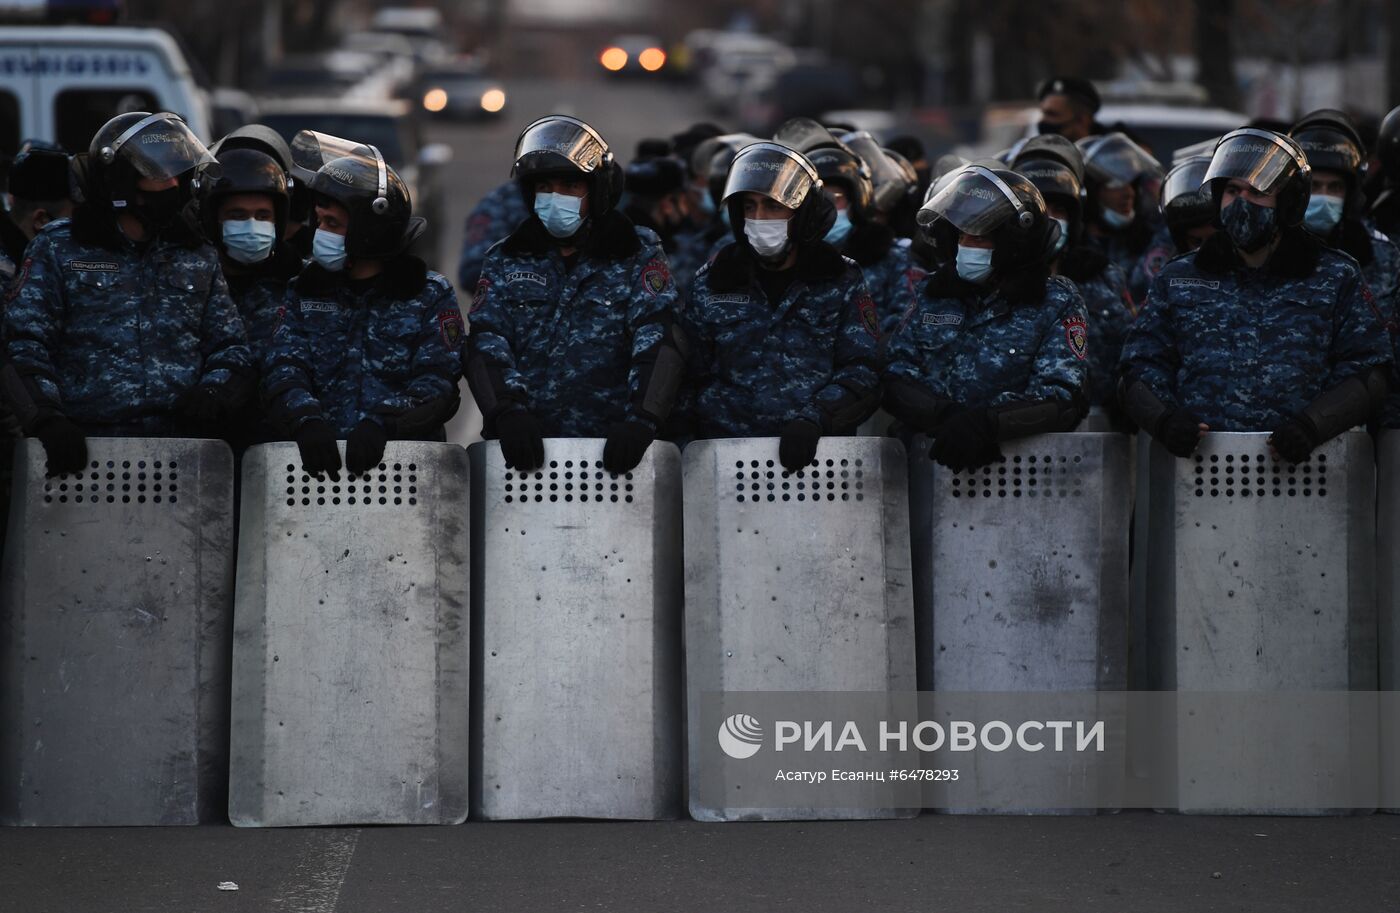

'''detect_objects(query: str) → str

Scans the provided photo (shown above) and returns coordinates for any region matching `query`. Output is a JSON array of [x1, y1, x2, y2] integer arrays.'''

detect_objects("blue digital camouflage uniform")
[[1128, 224, 1177, 310], [466, 225, 681, 436], [1072, 261, 1135, 406], [2, 219, 251, 432], [668, 225, 714, 299], [851, 237, 927, 341], [1120, 243, 1392, 432], [884, 271, 1088, 410], [262, 260, 464, 437], [681, 246, 883, 437], [457, 180, 529, 291]]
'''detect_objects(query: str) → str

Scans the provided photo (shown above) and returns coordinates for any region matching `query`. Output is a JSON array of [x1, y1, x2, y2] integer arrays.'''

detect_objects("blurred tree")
[[1194, 0, 1240, 109]]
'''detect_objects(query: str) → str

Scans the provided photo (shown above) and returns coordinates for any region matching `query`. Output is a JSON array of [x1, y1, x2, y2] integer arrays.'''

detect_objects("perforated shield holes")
[[1192, 451, 1328, 498], [283, 462, 419, 507], [731, 457, 865, 503], [502, 459, 634, 504], [947, 453, 1085, 499], [43, 458, 179, 506]]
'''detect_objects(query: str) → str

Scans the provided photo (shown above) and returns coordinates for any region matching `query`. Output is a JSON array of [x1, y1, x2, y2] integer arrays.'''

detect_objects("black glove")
[[496, 409, 545, 471], [1156, 409, 1205, 458], [33, 414, 88, 476], [345, 419, 388, 474], [602, 420, 654, 474], [174, 385, 228, 426], [295, 419, 342, 478], [930, 408, 1001, 471], [778, 419, 821, 472], [1270, 415, 1319, 464]]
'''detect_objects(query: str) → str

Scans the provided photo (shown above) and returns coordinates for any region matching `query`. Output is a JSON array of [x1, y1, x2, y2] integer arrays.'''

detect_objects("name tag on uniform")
[[706, 293, 751, 305], [923, 313, 962, 326], [1169, 278, 1220, 290], [300, 300, 338, 313], [68, 260, 119, 272], [505, 270, 548, 287]]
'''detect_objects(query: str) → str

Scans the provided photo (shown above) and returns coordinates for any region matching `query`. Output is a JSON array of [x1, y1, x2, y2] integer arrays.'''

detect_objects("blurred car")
[[415, 61, 506, 121], [260, 51, 396, 100], [255, 97, 454, 264], [210, 87, 259, 139], [738, 58, 862, 134], [598, 34, 668, 76], [699, 33, 796, 115], [370, 6, 451, 68], [342, 30, 418, 88]]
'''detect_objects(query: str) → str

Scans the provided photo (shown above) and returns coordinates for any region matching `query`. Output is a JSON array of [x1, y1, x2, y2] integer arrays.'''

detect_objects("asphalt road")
[[3, 813, 1398, 912], [419, 75, 716, 447]]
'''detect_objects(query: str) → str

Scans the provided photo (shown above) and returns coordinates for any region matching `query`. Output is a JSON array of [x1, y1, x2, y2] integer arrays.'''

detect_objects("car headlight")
[[480, 88, 506, 113], [423, 88, 448, 112], [638, 48, 666, 72], [600, 47, 628, 71]]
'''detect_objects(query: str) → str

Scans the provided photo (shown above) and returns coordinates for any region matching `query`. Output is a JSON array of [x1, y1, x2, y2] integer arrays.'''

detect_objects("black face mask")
[[132, 186, 185, 232], [1037, 120, 1067, 137]]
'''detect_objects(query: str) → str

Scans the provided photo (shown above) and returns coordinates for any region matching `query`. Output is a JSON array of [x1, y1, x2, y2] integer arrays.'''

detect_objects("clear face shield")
[[918, 164, 1035, 237], [1202, 128, 1309, 195], [100, 112, 218, 182], [1078, 132, 1165, 188], [721, 142, 821, 209], [512, 115, 610, 175]]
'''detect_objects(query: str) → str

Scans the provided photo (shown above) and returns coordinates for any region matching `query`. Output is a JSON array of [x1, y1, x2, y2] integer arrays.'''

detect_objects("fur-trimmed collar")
[[1057, 244, 1110, 283], [705, 238, 849, 293], [294, 253, 429, 300], [69, 200, 205, 252], [922, 260, 1050, 306], [225, 240, 304, 298], [501, 209, 642, 261], [843, 221, 894, 267], [1194, 225, 1323, 278]]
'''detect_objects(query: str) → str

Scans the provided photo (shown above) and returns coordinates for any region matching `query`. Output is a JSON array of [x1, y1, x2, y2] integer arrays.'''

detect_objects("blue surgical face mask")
[[312, 228, 348, 272], [824, 209, 853, 246], [1101, 206, 1134, 230], [698, 189, 716, 217], [955, 244, 995, 284], [221, 218, 277, 265], [534, 191, 585, 239], [1220, 196, 1278, 254], [1303, 194, 1344, 235], [1051, 217, 1070, 256]]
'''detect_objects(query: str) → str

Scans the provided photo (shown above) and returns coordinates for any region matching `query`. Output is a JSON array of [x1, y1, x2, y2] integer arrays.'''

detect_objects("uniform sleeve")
[[624, 247, 683, 429], [464, 248, 531, 413], [1327, 267, 1393, 388], [260, 291, 324, 434], [1, 234, 67, 407], [877, 251, 927, 341], [801, 271, 882, 430], [195, 265, 254, 400], [457, 184, 525, 290], [990, 283, 1088, 408], [365, 278, 464, 426], [1117, 270, 1181, 408]]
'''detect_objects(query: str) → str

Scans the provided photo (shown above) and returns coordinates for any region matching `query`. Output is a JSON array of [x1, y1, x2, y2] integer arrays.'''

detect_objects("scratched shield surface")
[[682, 437, 918, 821], [1141, 431, 1376, 814], [0, 438, 235, 826], [468, 439, 683, 820], [229, 442, 470, 826], [908, 432, 1131, 814]]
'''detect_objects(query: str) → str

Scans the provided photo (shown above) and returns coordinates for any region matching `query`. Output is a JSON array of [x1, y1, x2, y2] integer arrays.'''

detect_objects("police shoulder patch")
[[470, 277, 490, 314], [1063, 314, 1088, 360], [6, 256, 31, 302], [856, 292, 879, 339], [641, 258, 672, 296], [438, 308, 465, 348]]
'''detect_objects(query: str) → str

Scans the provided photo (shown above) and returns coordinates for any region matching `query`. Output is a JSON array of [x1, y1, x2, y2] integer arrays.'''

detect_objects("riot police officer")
[[1, 142, 73, 279], [211, 125, 311, 258], [681, 141, 882, 470], [1368, 104, 1400, 247], [457, 178, 530, 292], [1012, 134, 1134, 409], [464, 115, 686, 474], [1, 112, 252, 473], [1289, 109, 1400, 312], [1078, 132, 1166, 302], [883, 164, 1088, 471], [1158, 155, 1217, 255], [1036, 76, 1104, 142], [262, 132, 463, 476], [1119, 128, 1392, 460]]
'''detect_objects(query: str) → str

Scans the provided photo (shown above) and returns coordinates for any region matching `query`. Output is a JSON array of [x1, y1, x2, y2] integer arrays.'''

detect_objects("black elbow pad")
[[633, 324, 689, 423], [1299, 365, 1389, 441], [465, 354, 520, 421], [1118, 377, 1171, 436], [882, 378, 952, 431]]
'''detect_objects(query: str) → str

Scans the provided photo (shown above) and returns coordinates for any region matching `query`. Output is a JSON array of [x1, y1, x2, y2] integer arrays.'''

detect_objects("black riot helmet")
[[211, 125, 293, 180], [200, 148, 289, 243], [771, 119, 872, 222], [918, 164, 1059, 274], [1203, 127, 1312, 227], [296, 130, 421, 259], [1289, 109, 1366, 214], [1377, 105, 1400, 183], [1011, 134, 1087, 244], [721, 141, 835, 247], [702, 133, 760, 209], [1077, 132, 1163, 189], [511, 114, 622, 217], [840, 130, 919, 219], [86, 111, 218, 212], [1161, 155, 1216, 248]]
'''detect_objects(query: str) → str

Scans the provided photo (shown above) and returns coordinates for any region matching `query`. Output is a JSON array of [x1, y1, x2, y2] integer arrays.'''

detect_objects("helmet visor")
[[721, 142, 819, 209], [291, 130, 376, 182], [112, 113, 216, 181], [1162, 155, 1213, 208], [1291, 126, 1363, 174], [1078, 133, 1164, 187], [772, 117, 840, 154], [918, 164, 1023, 236], [513, 116, 609, 174], [1013, 158, 1082, 204], [842, 131, 917, 212], [1203, 128, 1307, 195]]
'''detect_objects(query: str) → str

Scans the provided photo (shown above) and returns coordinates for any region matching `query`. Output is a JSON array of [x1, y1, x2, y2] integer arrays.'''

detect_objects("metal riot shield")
[[469, 439, 683, 820], [1, 438, 234, 826], [1377, 430, 1400, 813], [228, 442, 471, 826]]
